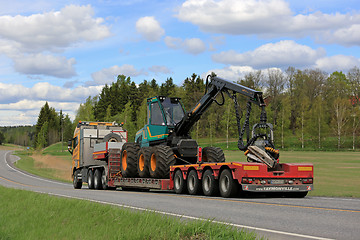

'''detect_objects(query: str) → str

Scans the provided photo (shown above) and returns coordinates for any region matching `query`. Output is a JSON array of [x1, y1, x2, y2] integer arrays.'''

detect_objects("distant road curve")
[[1, 150, 359, 240]]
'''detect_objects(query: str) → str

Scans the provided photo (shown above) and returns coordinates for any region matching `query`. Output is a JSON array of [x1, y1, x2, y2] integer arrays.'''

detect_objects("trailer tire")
[[94, 168, 102, 190], [149, 145, 175, 179], [187, 170, 201, 195], [202, 169, 219, 196], [103, 133, 122, 142], [121, 143, 140, 177], [88, 169, 94, 189], [174, 170, 186, 194], [137, 147, 151, 178], [73, 170, 82, 189], [101, 168, 108, 190], [202, 147, 225, 163], [219, 169, 238, 198]]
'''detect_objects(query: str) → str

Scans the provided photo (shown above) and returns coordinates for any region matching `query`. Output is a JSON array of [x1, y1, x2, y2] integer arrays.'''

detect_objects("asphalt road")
[[1, 150, 359, 240]]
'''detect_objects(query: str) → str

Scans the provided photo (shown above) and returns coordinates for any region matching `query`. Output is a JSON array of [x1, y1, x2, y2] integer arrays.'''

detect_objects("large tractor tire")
[[121, 143, 140, 177], [103, 133, 122, 142], [137, 147, 151, 178], [149, 145, 175, 179], [202, 147, 225, 163]]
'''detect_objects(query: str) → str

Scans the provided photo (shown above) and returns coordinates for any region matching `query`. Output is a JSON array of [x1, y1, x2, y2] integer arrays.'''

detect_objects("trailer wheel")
[[202, 147, 225, 163], [219, 169, 238, 198], [149, 145, 175, 179], [103, 133, 122, 142], [101, 169, 108, 190], [121, 143, 140, 177], [202, 169, 219, 196], [94, 169, 102, 190], [88, 169, 94, 189], [137, 147, 151, 178], [174, 170, 186, 194], [73, 170, 82, 189], [187, 170, 201, 195]]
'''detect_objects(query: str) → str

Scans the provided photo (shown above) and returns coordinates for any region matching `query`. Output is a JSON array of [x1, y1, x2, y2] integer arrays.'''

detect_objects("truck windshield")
[[161, 98, 185, 126]]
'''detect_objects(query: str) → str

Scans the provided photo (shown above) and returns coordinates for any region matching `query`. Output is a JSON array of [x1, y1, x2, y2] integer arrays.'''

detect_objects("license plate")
[[271, 179, 285, 184]]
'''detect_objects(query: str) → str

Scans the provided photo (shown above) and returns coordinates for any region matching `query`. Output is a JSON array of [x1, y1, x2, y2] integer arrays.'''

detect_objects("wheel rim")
[[94, 172, 98, 186], [188, 175, 195, 190], [175, 175, 180, 189], [139, 154, 145, 171], [122, 150, 128, 170], [203, 175, 211, 192], [221, 175, 230, 192], [150, 153, 156, 172]]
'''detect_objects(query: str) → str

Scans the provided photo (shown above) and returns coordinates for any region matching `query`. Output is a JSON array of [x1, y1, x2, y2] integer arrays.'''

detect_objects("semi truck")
[[68, 75, 313, 198]]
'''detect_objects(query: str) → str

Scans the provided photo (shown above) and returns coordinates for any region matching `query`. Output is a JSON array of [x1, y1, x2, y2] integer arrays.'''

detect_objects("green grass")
[[0, 186, 258, 240], [13, 150, 68, 183], [224, 150, 360, 198], [42, 142, 71, 159]]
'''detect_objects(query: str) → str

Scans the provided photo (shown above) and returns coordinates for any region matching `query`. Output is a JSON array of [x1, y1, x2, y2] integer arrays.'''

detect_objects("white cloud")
[[149, 65, 172, 74], [13, 53, 76, 78], [314, 55, 360, 73], [202, 65, 260, 81], [0, 4, 111, 53], [177, 0, 360, 46], [164, 36, 206, 55], [88, 64, 147, 86], [136, 16, 165, 42], [212, 40, 326, 68]]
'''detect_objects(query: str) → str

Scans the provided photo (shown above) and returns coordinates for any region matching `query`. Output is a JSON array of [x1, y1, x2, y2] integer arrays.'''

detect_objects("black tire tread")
[[121, 143, 140, 177], [202, 147, 225, 163], [137, 147, 151, 178], [149, 145, 175, 179]]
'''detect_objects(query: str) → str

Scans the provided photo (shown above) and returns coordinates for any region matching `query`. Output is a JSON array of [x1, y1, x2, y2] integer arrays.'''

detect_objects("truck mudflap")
[[242, 184, 313, 192]]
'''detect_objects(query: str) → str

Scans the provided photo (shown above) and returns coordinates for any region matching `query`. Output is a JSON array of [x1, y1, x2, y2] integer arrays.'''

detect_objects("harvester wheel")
[[137, 147, 151, 178], [174, 170, 186, 194], [202, 169, 219, 196], [149, 145, 175, 179], [187, 170, 201, 195], [219, 169, 238, 198], [202, 147, 225, 163], [73, 170, 82, 189], [88, 169, 94, 189], [121, 143, 140, 177], [94, 168, 102, 190], [103, 133, 122, 142], [101, 169, 108, 190]]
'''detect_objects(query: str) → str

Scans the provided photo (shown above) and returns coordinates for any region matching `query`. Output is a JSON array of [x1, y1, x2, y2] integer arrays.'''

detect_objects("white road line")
[[4, 151, 70, 187], [39, 191, 333, 240]]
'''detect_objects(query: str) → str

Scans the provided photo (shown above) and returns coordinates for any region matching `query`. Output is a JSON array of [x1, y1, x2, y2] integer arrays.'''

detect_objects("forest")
[[2, 66, 360, 151]]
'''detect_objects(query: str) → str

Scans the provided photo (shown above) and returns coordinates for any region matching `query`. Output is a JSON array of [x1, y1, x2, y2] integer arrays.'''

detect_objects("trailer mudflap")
[[114, 178, 171, 190], [242, 184, 313, 192]]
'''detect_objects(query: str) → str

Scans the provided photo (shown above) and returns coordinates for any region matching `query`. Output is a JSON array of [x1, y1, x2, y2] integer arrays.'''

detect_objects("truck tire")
[[94, 168, 102, 190], [73, 170, 82, 189], [202, 169, 219, 196], [174, 170, 186, 194], [88, 169, 94, 189], [103, 133, 122, 142], [219, 169, 238, 198], [202, 147, 225, 163], [187, 170, 201, 195], [137, 147, 151, 178], [149, 145, 175, 179], [101, 169, 108, 190], [121, 143, 140, 177]]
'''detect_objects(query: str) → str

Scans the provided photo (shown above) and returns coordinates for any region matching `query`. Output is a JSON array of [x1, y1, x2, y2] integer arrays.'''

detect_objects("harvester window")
[[161, 98, 185, 126], [151, 102, 165, 125]]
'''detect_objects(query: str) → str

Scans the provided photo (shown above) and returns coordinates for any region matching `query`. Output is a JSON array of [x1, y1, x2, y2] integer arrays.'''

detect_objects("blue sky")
[[0, 0, 359, 125]]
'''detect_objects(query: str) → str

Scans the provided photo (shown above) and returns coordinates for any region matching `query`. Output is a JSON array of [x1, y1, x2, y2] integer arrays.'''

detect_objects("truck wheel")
[[94, 169, 102, 190], [103, 133, 122, 142], [219, 169, 238, 198], [202, 169, 219, 196], [88, 169, 94, 189], [149, 145, 175, 179], [202, 147, 225, 163], [137, 147, 151, 178], [187, 170, 201, 195], [121, 143, 140, 177], [174, 170, 186, 194], [101, 169, 108, 190], [73, 170, 82, 189]]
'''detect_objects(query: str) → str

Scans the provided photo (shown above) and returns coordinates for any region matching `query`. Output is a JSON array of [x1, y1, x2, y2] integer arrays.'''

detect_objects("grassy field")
[[224, 150, 360, 198], [0, 185, 257, 240]]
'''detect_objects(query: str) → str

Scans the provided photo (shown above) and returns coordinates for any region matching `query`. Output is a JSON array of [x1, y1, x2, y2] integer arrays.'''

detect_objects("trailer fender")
[[219, 166, 239, 184]]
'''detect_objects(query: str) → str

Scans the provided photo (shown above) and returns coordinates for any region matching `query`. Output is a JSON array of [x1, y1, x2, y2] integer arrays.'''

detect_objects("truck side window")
[[74, 136, 78, 148], [151, 102, 165, 125]]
